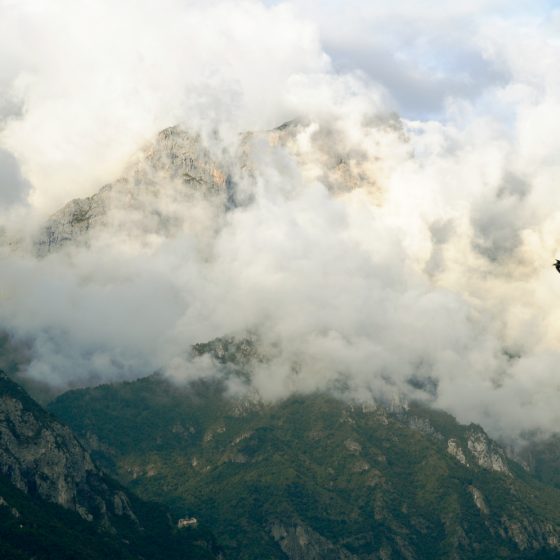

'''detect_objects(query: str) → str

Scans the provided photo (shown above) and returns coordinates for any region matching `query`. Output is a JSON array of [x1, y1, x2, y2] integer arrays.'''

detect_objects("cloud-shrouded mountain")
[[3, 0, 560, 448], [35, 126, 230, 255], [35, 119, 390, 255], [0, 108, 559, 446], [4, 1, 560, 558]]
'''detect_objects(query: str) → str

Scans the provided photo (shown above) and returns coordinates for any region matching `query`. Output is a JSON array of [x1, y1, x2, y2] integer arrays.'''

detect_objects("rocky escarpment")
[[0, 372, 221, 560], [0, 370, 138, 528], [0, 370, 223, 559]]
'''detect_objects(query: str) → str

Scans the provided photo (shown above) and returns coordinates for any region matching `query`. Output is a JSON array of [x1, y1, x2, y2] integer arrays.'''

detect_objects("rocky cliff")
[[0, 370, 221, 559], [0, 370, 137, 527]]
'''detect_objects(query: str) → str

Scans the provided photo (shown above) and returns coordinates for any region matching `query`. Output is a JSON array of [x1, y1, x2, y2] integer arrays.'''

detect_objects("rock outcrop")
[[0, 369, 223, 559], [0, 370, 137, 527], [466, 429, 510, 475], [270, 520, 358, 560], [36, 126, 229, 255]]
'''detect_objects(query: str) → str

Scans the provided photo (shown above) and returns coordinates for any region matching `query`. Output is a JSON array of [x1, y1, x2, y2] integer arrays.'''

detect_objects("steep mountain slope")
[[49, 369, 560, 560], [0, 370, 220, 560], [0, 469, 221, 560]]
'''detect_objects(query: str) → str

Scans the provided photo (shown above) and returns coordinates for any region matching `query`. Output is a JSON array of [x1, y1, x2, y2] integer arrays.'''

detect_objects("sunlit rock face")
[[34, 119, 389, 256], [467, 430, 510, 475], [447, 438, 468, 466], [35, 126, 230, 255], [245, 118, 390, 198]]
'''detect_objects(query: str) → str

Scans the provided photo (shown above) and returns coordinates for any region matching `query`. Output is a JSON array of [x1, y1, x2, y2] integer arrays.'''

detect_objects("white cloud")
[[280, 0, 556, 117], [2, 0, 560, 443], [0, 0, 328, 214]]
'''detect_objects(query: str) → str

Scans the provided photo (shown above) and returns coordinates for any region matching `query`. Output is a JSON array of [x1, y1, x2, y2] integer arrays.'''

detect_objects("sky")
[[2, 0, 560, 443]]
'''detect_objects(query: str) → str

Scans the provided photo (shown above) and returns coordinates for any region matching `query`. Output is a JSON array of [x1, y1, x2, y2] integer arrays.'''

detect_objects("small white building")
[[177, 517, 198, 529]]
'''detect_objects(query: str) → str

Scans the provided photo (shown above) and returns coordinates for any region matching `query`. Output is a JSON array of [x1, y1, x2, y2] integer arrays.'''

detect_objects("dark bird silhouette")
[[554, 260, 560, 274]]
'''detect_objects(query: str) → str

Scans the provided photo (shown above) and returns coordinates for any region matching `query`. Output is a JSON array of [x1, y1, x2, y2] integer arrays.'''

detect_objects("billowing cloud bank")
[[2, 0, 560, 442]]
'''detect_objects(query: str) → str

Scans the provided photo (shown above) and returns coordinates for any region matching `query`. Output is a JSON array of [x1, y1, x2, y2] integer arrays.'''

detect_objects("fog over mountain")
[[2, 0, 560, 444]]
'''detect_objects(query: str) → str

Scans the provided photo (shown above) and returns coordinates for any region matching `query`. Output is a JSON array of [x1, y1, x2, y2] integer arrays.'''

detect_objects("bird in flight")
[[554, 260, 560, 274]]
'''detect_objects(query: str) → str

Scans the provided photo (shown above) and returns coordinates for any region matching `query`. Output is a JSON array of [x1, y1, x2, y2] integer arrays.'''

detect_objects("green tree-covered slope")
[[0, 371, 220, 560], [50, 372, 560, 560]]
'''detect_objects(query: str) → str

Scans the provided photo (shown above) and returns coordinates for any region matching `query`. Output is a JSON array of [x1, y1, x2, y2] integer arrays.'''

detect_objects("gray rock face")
[[467, 430, 510, 475], [447, 438, 468, 466], [34, 120, 387, 256], [248, 119, 384, 197], [0, 371, 137, 525], [270, 520, 358, 560], [468, 485, 489, 514], [36, 126, 229, 255], [0, 392, 93, 509]]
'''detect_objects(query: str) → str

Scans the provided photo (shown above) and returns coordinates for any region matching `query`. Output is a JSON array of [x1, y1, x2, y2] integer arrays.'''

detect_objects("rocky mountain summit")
[[34, 120, 385, 256], [36, 126, 230, 255]]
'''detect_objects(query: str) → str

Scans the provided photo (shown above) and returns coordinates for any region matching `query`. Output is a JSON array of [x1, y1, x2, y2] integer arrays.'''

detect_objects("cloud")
[[2, 0, 560, 444], [0, 0, 329, 214], [281, 0, 555, 117], [0, 148, 30, 206]]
